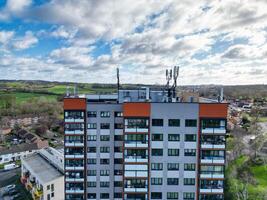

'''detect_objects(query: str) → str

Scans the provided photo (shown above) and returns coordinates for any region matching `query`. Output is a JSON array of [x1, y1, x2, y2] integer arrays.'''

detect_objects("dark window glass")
[[152, 119, 163, 126], [185, 119, 197, 127], [100, 123, 110, 129], [185, 134, 197, 142], [152, 134, 163, 141], [151, 192, 162, 199], [100, 111, 110, 118], [167, 178, 179, 185], [115, 123, 123, 129], [168, 119, 180, 127], [152, 149, 163, 156], [87, 111, 97, 117]]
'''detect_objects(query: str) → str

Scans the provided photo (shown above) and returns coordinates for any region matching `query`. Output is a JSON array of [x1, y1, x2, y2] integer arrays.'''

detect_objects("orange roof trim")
[[123, 102, 151, 117], [199, 103, 228, 118], [64, 98, 87, 110]]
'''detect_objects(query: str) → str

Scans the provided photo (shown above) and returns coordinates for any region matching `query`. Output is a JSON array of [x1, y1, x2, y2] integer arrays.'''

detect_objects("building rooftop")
[[0, 143, 39, 156], [22, 152, 63, 184]]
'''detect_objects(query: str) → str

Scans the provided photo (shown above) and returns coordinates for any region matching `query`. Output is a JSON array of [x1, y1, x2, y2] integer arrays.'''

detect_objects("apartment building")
[[64, 88, 228, 200], [21, 147, 64, 200]]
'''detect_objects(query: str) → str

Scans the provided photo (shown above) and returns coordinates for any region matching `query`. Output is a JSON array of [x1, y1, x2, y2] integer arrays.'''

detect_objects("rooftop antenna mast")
[[172, 66, 179, 98], [117, 67, 120, 102], [165, 69, 172, 101]]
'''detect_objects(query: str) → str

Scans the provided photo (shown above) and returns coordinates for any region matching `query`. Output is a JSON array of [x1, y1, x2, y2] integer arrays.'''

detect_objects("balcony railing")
[[124, 156, 148, 163], [125, 127, 149, 133], [200, 188, 224, 193], [124, 171, 148, 177], [65, 118, 84, 123], [201, 157, 225, 164], [201, 144, 225, 149], [125, 141, 148, 148], [65, 130, 84, 135], [201, 127, 226, 134]]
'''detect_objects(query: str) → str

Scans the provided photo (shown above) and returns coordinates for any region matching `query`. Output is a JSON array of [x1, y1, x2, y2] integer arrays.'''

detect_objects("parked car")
[[5, 184, 16, 191]]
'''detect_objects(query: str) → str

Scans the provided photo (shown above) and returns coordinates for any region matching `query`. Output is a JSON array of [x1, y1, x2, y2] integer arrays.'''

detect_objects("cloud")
[[0, 0, 32, 20], [12, 31, 38, 50]]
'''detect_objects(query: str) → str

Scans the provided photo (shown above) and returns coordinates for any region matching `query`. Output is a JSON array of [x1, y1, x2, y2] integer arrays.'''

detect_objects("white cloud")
[[0, 31, 14, 44], [12, 31, 38, 50]]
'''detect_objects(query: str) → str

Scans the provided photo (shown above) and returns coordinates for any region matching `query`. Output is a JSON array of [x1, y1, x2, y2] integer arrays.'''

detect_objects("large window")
[[115, 112, 123, 117], [185, 119, 197, 127], [65, 111, 84, 119], [168, 119, 180, 127], [125, 118, 149, 129], [152, 134, 163, 141], [184, 178, 195, 185], [151, 163, 163, 170], [152, 149, 163, 156], [184, 149, 196, 156], [125, 134, 147, 144], [167, 192, 179, 199], [100, 111, 110, 118], [100, 135, 110, 141], [168, 149, 179, 156], [87, 123, 97, 129], [151, 192, 162, 199], [100, 123, 110, 129], [201, 135, 225, 145], [100, 147, 110, 153], [184, 163, 195, 171], [167, 178, 179, 185], [201, 150, 225, 160], [200, 180, 224, 189], [88, 147, 96, 153], [201, 119, 225, 129], [87, 111, 97, 117], [185, 134, 197, 142], [183, 192, 195, 200], [167, 163, 179, 170], [65, 123, 84, 131], [152, 119, 163, 126], [168, 134, 180, 141], [151, 178, 163, 185]]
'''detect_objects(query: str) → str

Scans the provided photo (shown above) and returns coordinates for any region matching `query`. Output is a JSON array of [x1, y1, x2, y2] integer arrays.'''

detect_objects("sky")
[[0, 0, 267, 85]]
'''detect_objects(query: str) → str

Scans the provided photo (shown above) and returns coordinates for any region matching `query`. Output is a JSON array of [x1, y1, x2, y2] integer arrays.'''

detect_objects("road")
[[0, 168, 20, 188]]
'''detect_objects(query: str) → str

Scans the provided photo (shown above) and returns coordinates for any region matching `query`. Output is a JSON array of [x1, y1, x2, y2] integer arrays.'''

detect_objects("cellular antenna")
[[172, 65, 179, 98], [117, 67, 120, 102]]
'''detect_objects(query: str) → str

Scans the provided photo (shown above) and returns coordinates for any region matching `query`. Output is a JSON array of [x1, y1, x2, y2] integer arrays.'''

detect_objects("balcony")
[[200, 188, 223, 193], [65, 178, 84, 182], [125, 141, 148, 148], [65, 141, 84, 147], [65, 166, 84, 170], [124, 187, 148, 192], [65, 154, 84, 159], [201, 158, 225, 164], [65, 189, 84, 194], [125, 128, 149, 133], [124, 156, 148, 163], [200, 173, 224, 179], [115, 129, 123, 135], [124, 171, 148, 177], [65, 118, 84, 123], [201, 144, 225, 149], [65, 130, 84, 135], [201, 127, 226, 134]]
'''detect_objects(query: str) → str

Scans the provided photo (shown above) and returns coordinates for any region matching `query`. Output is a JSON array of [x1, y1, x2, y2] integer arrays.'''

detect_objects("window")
[[88, 193, 96, 199], [167, 178, 179, 185], [152, 119, 163, 126], [151, 192, 162, 199], [88, 123, 97, 129], [51, 193, 54, 197], [100, 182, 109, 187], [115, 123, 123, 129], [100, 159, 109, 165], [100, 193, 109, 199], [47, 194, 50, 200], [115, 112, 123, 117], [152, 134, 163, 141], [114, 158, 123, 164], [184, 163, 196, 171], [100, 135, 110, 141], [168, 134, 180, 141], [114, 193, 122, 198], [151, 178, 163, 185], [168, 119, 180, 127], [100, 111, 110, 118], [114, 147, 123, 152], [167, 192, 179, 199], [114, 135, 123, 141], [47, 185, 50, 190], [114, 181, 123, 187], [88, 182, 96, 187], [168, 149, 179, 156], [114, 170, 123, 175], [152, 149, 163, 156], [184, 149, 196, 156], [87, 170, 96, 176], [87, 111, 97, 117], [151, 163, 163, 170], [185, 134, 197, 142], [185, 119, 197, 127], [168, 163, 179, 170], [100, 170, 109, 176], [184, 178, 195, 185], [88, 147, 96, 153], [100, 147, 110, 153], [183, 192, 195, 200], [100, 123, 110, 129], [51, 184, 54, 191], [87, 135, 97, 141], [88, 159, 96, 164]]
